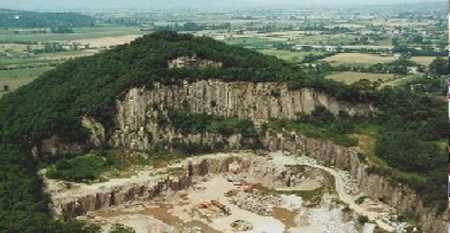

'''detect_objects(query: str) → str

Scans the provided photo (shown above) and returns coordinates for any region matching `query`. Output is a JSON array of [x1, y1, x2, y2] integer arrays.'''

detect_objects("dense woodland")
[[0, 31, 445, 231], [0, 9, 94, 28]]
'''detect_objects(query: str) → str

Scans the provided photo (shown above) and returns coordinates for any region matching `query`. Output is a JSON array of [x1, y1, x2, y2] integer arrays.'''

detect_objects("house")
[[325, 46, 337, 52]]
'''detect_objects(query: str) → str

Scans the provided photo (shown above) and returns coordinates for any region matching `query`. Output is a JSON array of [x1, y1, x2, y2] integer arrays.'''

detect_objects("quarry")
[[38, 77, 445, 233], [46, 151, 419, 233]]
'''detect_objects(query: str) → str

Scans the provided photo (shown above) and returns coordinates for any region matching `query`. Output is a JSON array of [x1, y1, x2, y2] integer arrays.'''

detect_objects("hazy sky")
[[0, 0, 442, 11]]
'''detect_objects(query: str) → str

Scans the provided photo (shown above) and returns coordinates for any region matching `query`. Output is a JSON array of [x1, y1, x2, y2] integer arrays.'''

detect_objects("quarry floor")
[[46, 151, 405, 233]]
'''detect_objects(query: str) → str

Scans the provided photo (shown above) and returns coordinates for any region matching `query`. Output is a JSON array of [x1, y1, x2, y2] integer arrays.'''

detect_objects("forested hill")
[[0, 31, 367, 147], [0, 9, 94, 28]]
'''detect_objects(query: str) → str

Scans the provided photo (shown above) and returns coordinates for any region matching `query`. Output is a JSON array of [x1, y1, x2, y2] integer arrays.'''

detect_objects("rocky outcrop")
[[111, 80, 372, 151], [32, 134, 89, 159], [116, 80, 372, 132], [262, 131, 446, 233], [51, 154, 332, 221], [81, 116, 105, 147], [168, 54, 223, 69], [55, 175, 193, 219], [52, 156, 248, 219]]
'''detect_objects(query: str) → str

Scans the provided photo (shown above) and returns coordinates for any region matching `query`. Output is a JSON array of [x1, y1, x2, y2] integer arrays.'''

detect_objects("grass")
[[350, 126, 427, 192], [355, 195, 370, 205], [45, 149, 155, 183], [166, 166, 187, 176], [0, 57, 53, 66], [259, 188, 324, 202], [258, 49, 325, 62], [36, 50, 96, 60], [267, 119, 358, 147], [410, 56, 445, 66], [224, 37, 277, 46], [0, 67, 54, 98], [380, 74, 419, 87], [325, 71, 397, 84], [321, 53, 397, 66], [374, 38, 392, 46]]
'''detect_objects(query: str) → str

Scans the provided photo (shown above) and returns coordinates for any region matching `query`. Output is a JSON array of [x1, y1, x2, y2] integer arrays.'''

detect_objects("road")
[[303, 163, 395, 232]]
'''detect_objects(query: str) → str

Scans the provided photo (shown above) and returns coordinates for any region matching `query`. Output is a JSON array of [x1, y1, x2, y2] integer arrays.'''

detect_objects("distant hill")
[[0, 9, 94, 28], [0, 0, 246, 11]]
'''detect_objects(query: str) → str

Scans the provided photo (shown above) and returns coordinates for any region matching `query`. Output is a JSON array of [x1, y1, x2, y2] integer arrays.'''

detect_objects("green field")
[[258, 49, 325, 62], [326, 71, 408, 84], [321, 53, 397, 66], [381, 74, 422, 87], [0, 67, 53, 98], [410, 56, 446, 66], [0, 57, 49, 66], [224, 37, 278, 46]]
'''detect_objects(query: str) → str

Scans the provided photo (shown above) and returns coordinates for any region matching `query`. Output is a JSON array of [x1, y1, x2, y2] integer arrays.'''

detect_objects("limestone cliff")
[[111, 80, 372, 151], [116, 80, 372, 130]]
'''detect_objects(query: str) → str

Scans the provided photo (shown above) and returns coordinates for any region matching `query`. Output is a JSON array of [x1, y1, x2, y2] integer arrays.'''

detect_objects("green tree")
[[109, 224, 135, 233], [428, 57, 447, 76]]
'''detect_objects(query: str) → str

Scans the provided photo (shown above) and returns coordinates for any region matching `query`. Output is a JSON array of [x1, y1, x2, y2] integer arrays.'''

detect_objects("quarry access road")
[[304, 163, 395, 232]]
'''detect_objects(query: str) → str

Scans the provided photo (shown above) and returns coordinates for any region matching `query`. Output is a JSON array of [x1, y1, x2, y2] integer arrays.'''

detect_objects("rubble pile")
[[306, 208, 359, 233], [230, 220, 253, 231], [294, 155, 318, 165], [228, 193, 282, 216], [294, 212, 310, 226]]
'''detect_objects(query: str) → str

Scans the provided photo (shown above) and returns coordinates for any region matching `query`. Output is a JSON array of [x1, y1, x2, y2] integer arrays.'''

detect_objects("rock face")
[[51, 154, 330, 221], [81, 116, 105, 147], [52, 155, 249, 219], [116, 80, 372, 129], [111, 80, 372, 151], [32, 134, 89, 159], [168, 55, 223, 69], [55, 175, 193, 219]]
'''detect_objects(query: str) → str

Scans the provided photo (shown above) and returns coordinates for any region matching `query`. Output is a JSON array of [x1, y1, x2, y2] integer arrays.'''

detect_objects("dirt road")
[[305, 163, 395, 232]]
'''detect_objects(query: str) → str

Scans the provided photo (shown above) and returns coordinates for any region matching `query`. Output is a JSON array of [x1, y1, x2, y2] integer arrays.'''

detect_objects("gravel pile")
[[295, 156, 318, 165], [228, 193, 282, 216]]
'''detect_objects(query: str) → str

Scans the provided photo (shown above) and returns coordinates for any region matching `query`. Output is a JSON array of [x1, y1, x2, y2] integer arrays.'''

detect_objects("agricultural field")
[[321, 53, 397, 66], [71, 35, 143, 48], [258, 49, 325, 62], [0, 26, 144, 43], [409, 56, 446, 66], [0, 67, 53, 98], [36, 50, 98, 60], [223, 37, 280, 46], [325, 71, 402, 84]]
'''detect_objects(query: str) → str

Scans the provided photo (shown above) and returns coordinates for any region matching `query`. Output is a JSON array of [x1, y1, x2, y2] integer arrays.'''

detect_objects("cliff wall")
[[105, 81, 443, 232]]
